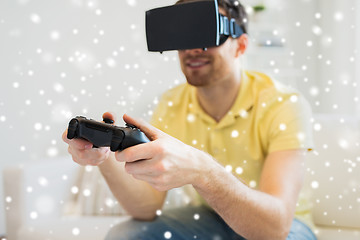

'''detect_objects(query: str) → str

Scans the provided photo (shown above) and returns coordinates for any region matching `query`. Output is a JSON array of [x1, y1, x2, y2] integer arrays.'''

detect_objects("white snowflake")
[[5, 196, 12, 203], [333, 12, 344, 22], [83, 189, 91, 197], [30, 13, 41, 24], [312, 25, 322, 36], [13, 82, 20, 88], [290, 95, 298, 102], [95, 9, 102, 16], [72, 228, 80, 236], [164, 231, 172, 239], [313, 123, 322, 131], [30, 211, 38, 219], [126, 0, 137, 7], [187, 113, 195, 122], [235, 167, 243, 175], [38, 177, 48, 186], [105, 198, 114, 208], [50, 30, 60, 40], [34, 123, 43, 131], [311, 181, 319, 189], [231, 130, 239, 138], [225, 165, 233, 172], [279, 123, 287, 131], [53, 83, 64, 93], [47, 147, 58, 157], [71, 186, 79, 194], [249, 180, 257, 188], [106, 58, 116, 68]]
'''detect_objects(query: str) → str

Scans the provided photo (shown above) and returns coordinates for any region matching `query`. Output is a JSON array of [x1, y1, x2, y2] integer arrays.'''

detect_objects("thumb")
[[123, 114, 162, 141], [102, 111, 117, 124]]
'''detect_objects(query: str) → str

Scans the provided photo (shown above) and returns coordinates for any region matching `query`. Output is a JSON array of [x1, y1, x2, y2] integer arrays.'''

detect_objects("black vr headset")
[[145, 0, 245, 52]]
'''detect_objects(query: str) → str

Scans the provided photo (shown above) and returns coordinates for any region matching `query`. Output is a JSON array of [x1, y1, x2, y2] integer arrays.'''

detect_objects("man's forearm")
[[193, 161, 292, 240], [98, 153, 167, 220]]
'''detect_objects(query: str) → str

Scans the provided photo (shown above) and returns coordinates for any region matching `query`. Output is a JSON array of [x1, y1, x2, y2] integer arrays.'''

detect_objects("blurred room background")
[[0, 0, 359, 238]]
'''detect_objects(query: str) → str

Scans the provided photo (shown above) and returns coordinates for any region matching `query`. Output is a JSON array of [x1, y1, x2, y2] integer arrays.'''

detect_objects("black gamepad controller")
[[67, 116, 150, 151]]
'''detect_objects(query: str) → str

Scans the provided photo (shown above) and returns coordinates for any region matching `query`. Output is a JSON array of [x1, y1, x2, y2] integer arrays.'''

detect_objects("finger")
[[62, 129, 70, 144], [62, 129, 91, 149], [124, 159, 158, 176], [102, 111, 116, 124], [63, 130, 93, 150], [71, 139, 93, 150], [69, 145, 110, 166], [123, 114, 163, 141], [115, 140, 158, 163]]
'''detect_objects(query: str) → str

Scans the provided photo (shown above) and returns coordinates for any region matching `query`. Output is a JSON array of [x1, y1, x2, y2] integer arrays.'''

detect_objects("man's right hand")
[[62, 112, 116, 166]]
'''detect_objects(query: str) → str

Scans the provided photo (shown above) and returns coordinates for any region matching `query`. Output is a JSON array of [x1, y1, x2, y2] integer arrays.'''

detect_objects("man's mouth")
[[186, 59, 210, 69]]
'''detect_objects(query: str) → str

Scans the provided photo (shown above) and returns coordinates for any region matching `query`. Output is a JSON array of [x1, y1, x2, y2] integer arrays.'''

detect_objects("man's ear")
[[235, 34, 249, 57]]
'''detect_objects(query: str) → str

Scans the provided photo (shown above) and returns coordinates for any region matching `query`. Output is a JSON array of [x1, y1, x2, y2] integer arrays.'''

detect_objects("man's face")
[[178, 38, 239, 87], [178, 8, 242, 87]]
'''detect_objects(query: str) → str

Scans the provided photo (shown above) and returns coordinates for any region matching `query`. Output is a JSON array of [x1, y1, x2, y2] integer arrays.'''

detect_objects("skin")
[[62, 9, 307, 240]]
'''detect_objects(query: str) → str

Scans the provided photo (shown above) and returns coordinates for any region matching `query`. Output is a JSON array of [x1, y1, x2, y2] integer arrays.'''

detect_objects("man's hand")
[[62, 112, 116, 166], [115, 114, 213, 191]]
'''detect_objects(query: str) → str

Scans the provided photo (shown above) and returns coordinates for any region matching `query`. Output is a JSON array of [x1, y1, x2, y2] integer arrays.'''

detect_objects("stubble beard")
[[185, 74, 209, 87]]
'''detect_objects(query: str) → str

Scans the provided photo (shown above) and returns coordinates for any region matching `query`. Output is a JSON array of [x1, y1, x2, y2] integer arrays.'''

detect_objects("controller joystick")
[[103, 118, 114, 124]]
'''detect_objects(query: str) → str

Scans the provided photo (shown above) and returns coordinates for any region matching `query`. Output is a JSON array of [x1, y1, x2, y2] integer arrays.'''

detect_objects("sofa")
[[3, 114, 360, 240]]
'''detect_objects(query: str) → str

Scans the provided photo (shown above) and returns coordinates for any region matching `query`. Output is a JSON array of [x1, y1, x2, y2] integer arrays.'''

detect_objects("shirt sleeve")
[[266, 94, 314, 153]]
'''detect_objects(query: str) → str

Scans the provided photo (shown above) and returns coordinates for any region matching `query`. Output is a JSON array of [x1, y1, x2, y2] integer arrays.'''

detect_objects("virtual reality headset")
[[145, 0, 245, 52]]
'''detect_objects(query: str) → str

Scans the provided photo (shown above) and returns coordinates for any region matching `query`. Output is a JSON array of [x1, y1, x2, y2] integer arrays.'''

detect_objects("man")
[[63, 0, 317, 239]]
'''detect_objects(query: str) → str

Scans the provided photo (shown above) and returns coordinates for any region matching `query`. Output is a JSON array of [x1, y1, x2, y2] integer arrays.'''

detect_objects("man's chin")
[[184, 74, 210, 87], [185, 79, 208, 87]]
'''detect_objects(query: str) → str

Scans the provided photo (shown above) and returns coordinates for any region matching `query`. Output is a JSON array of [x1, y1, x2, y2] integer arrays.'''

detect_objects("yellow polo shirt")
[[150, 70, 314, 229]]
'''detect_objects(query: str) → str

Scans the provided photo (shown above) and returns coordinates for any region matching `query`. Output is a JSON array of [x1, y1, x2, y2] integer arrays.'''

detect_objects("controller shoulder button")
[[125, 123, 137, 129]]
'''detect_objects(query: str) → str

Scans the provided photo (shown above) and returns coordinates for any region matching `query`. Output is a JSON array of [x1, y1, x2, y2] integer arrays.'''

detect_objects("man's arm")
[[117, 114, 306, 239], [193, 149, 305, 240], [98, 153, 167, 220]]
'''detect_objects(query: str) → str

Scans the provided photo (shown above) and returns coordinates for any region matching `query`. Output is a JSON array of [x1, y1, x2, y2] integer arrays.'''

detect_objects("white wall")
[[244, 0, 321, 111], [0, 0, 182, 235], [317, 0, 358, 115], [357, 0, 360, 116], [0, 0, 359, 236], [245, 0, 359, 115]]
